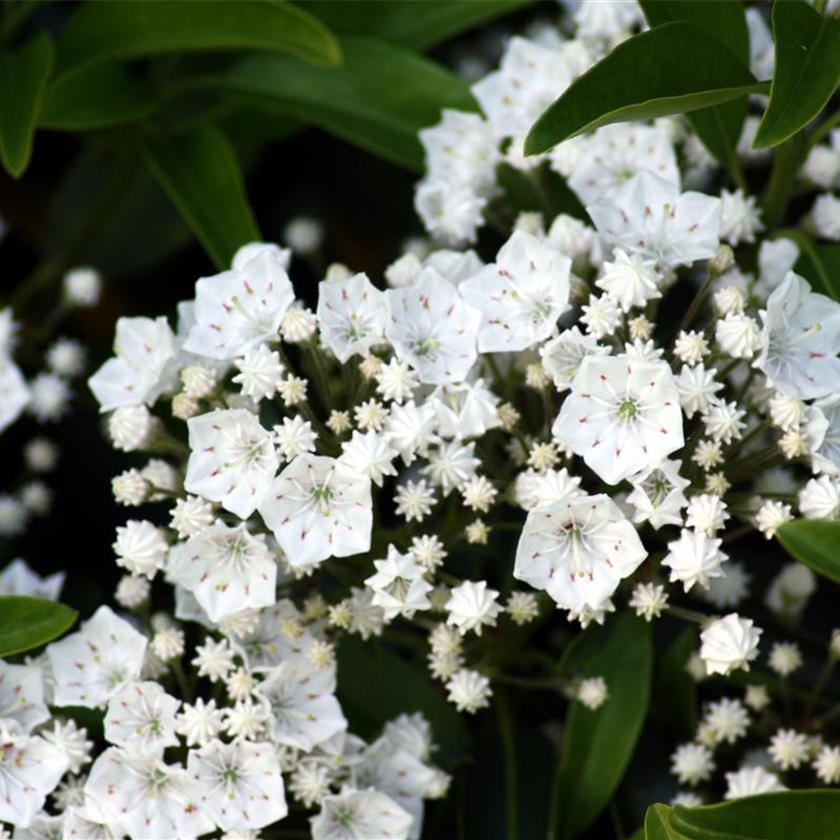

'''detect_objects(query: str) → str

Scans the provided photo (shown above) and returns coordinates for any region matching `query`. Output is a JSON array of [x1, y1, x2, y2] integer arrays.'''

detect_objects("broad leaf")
[[40, 62, 156, 130], [755, 0, 840, 149], [204, 36, 475, 170], [524, 22, 764, 156], [0, 596, 77, 656], [639, 0, 749, 171], [54, 0, 340, 81], [783, 229, 840, 300], [645, 804, 689, 840], [300, 0, 534, 49], [0, 31, 54, 177], [139, 124, 260, 270], [654, 629, 698, 739], [776, 519, 840, 585], [671, 790, 840, 839], [337, 636, 472, 762], [555, 612, 653, 839]]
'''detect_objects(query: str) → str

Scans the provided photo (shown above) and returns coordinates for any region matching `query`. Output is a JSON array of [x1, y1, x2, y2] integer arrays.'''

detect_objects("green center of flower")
[[618, 398, 638, 421]]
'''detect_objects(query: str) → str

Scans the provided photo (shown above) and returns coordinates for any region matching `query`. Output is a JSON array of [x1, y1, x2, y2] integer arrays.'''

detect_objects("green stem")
[[803, 653, 835, 723], [675, 270, 714, 339], [666, 605, 711, 625], [496, 689, 519, 840], [762, 134, 806, 229], [546, 760, 564, 840]]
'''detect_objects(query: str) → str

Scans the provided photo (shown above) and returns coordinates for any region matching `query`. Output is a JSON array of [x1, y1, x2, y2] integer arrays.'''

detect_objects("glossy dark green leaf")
[[555, 612, 653, 839], [671, 790, 840, 839], [639, 0, 749, 171], [654, 629, 698, 739], [754, 0, 840, 149], [524, 22, 764, 156], [139, 124, 260, 270], [54, 0, 340, 81], [776, 519, 840, 585], [40, 62, 156, 130], [337, 636, 472, 762], [299, 0, 534, 49], [783, 228, 840, 299], [644, 804, 689, 840], [206, 36, 475, 170], [0, 31, 55, 177], [0, 596, 77, 656]]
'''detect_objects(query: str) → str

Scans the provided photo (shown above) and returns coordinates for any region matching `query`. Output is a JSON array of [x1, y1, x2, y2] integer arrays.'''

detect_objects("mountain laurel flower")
[[626, 459, 690, 529], [595, 248, 663, 311], [629, 582, 669, 621], [515, 493, 647, 613], [232, 344, 286, 401], [113, 519, 168, 579], [446, 668, 492, 714], [725, 767, 786, 800], [700, 613, 762, 676], [445, 580, 502, 636], [577, 676, 609, 709], [365, 546, 433, 620], [317, 272, 389, 362], [184, 408, 279, 519], [553, 354, 684, 485], [662, 529, 727, 592]]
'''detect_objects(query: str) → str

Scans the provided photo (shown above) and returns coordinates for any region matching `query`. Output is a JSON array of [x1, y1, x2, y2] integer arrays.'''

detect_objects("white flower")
[[256, 658, 347, 751], [515, 493, 647, 612], [769, 728, 810, 770], [184, 249, 294, 360], [385, 268, 481, 384], [769, 641, 802, 677], [395, 479, 437, 522], [703, 400, 746, 444], [40, 718, 92, 776], [671, 743, 714, 786], [422, 439, 480, 495], [274, 415, 317, 461], [578, 676, 609, 710], [704, 697, 750, 745], [0, 559, 63, 600], [27, 372, 71, 421], [46, 337, 86, 377], [339, 430, 398, 487], [113, 520, 168, 579], [89, 316, 177, 411], [311, 787, 413, 840], [414, 179, 486, 246], [0, 662, 50, 733], [506, 591, 540, 624], [103, 680, 180, 752], [461, 475, 498, 512], [540, 327, 610, 393], [84, 747, 213, 839], [365, 546, 432, 620], [588, 171, 721, 267], [430, 379, 500, 439], [167, 521, 276, 622], [756, 271, 840, 399], [725, 766, 785, 799], [800, 475, 840, 520], [445, 580, 502, 636], [233, 241, 291, 272], [184, 408, 278, 519], [700, 614, 762, 676], [716, 313, 762, 358], [376, 357, 420, 403], [48, 606, 147, 709], [0, 731, 69, 828], [177, 698, 224, 747], [259, 453, 372, 568], [808, 394, 840, 475], [675, 364, 723, 419], [460, 230, 570, 351], [553, 354, 684, 485], [317, 272, 389, 362], [568, 123, 679, 205], [232, 343, 285, 400], [812, 193, 840, 240], [663, 530, 727, 592], [720, 189, 763, 245], [188, 739, 288, 830], [595, 248, 662, 312], [629, 582, 669, 621], [446, 668, 492, 714], [626, 459, 690, 529], [63, 266, 102, 306], [686, 494, 730, 535], [755, 500, 793, 538], [580, 293, 622, 338], [814, 745, 840, 784]]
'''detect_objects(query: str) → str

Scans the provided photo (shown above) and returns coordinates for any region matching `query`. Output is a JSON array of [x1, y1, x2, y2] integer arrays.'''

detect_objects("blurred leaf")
[[0, 596, 77, 656], [0, 31, 54, 177], [754, 0, 840, 149], [54, 0, 340, 81], [202, 36, 475, 170], [337, 636, 472, 762], [40, 62, 156, 130], [671, 790, 840, 839], [654, 629, 698, 739], [776, 520, 840, 585], [300, 0, 535, 49], [639, 0, 748, 172], [524, 22, 763, 156], [554, 612, 653, 839], [778, 228, 838, 298], [139, 124, 260, 270], [644, 804, 688, 839]]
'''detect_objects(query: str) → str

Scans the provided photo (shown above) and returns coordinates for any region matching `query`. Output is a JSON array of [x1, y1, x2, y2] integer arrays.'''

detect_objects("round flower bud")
[[63, 266, 102, 307], [112, 468, 149, 506], [283, 216, 324, 255], [115, 574, 151, 609], [709, 244, 736, 276], [108, 405, 152, 451], [812, 193, 840, 241], [180, 365, 217, 399], [172, 392, 200, 420]]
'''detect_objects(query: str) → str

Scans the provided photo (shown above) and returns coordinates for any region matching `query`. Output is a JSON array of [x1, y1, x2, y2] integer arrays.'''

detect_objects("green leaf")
[[790, 237, 840, 301], [0, 31, 55, 177], [638, 1, 749, 173], [206, 36, 475, 170], [40, 62, 156, 130], [754, 0, 840, 149], [654, 629, 698, 739], [299, 0, 535, 49], [671, 790, 840, 839], [555, 612, 653, 839], [776, 519, 840, 585], [54, 0, 340, 81], [524, 22, 764, 156], [336, 636, 472, 762], [645, 804, 690, 840], [0, 596, 77, 656], [139, 124, 260, 270]]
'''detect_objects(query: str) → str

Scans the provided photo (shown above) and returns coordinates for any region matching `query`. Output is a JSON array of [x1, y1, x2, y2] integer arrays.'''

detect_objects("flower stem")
[[762, 134, 806, 229], [675, 270, 714, 338], [496, 689, 519, 840]]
